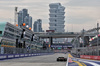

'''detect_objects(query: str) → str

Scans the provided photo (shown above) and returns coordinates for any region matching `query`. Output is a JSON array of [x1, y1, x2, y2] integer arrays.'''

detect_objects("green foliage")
[[71, 39, 75, 43]]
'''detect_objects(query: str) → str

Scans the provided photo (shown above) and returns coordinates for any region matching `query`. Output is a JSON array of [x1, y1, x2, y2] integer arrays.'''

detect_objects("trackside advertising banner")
[[0, 53, 54, 60], [80, 55, 100, 60]]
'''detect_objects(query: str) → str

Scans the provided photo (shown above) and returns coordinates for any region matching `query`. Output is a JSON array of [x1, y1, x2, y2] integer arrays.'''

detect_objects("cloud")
[[66, 0, 100, 7], [65, 6, 100, 25], [64, 6, 100, 32], [0, 0, 100, 32], [66, 17, 95, 24], [66, 6, 100, 18], [42, 24, 49, 31], [65, 22, 97, 32]]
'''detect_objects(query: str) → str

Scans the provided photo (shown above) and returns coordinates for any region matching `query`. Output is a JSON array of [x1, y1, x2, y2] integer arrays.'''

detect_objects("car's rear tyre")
[[57, 59, 59, 61], [64, 58, 67, 61]]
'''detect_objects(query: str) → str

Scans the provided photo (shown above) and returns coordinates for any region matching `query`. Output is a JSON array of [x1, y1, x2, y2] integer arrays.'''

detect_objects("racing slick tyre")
[[57, 59, 59, 61]]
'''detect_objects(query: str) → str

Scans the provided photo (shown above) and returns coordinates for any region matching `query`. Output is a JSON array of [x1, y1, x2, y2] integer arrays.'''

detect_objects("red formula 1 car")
[[57, 57, 67, 61]]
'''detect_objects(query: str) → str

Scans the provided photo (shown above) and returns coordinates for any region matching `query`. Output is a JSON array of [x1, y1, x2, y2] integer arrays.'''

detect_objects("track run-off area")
[[0, 53, 100, 66]]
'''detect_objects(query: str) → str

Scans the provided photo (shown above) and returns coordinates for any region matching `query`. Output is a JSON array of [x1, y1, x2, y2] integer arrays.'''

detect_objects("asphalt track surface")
[[1, 53, 100, 66], [0, 53, 68, 66]]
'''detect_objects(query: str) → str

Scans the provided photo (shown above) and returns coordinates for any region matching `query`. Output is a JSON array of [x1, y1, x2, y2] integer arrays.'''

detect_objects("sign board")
[[46, 30, 55, 33], [58, 47, 61, 49]]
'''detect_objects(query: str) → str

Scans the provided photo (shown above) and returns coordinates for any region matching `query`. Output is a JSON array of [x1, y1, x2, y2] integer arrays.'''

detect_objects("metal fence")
[[0, 47, 53, 54], [71, 46, 100, 57]]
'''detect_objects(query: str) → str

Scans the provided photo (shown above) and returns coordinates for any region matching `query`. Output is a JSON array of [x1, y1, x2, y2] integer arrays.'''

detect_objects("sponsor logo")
[[94, 56, 98, 59], [20, 55, 24, 57], [15, 55, 19, 57], [0, 56, 6, 58], [8, 55, 14, 58], [25, 54, 28, 56], [29, 54, 31, 56]]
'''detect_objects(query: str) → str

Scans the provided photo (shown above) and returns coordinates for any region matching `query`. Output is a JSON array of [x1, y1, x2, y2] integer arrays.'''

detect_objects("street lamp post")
[[14, 7, 18, 25], [97, 23, 99, 56], [97, 23, 99, 46], [82, 29, 85, 47]]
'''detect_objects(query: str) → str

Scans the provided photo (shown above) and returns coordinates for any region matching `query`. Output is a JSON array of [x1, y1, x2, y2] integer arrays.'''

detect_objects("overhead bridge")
[[34, 28, 98, 45], [34, 32, 97, 38]]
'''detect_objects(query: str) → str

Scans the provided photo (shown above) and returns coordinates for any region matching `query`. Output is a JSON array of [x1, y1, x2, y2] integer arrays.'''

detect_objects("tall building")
[[24, 14, 29, 26], [22, 9, 28, 23], [49, 3, 65, 32], [18, 9, 32, 28], [49, 3, 65, 42], [29, 16, 32, 28], [33, 19, 43, 32], [34, 21, 38, 32], [18, 11, 23, 26]]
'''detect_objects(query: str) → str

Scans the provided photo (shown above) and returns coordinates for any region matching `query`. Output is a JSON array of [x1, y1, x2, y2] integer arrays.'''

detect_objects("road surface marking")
[[68, 54, 73, 58], [79, 60, 100, 66], [81, 62, 87, 66], [73, 61, 83, 66], [66, 54, 69, 66]]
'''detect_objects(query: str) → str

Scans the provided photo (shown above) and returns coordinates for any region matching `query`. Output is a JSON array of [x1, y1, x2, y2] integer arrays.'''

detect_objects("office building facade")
[[49, 3, 65, 42], [18, 11, 23, 26], [49, 3, 65, 32], [18, 9, 32, 28], [33, 19, 43, 32]]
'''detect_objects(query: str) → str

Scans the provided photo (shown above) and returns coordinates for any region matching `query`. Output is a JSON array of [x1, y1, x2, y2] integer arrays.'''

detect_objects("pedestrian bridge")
[[34, 32, 97, 38]]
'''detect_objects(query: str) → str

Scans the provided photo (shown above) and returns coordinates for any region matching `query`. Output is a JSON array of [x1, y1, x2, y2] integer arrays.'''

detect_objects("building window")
[[55, 24, 56, 26], [55, 20, 56, 22], [55, 15, 57, 17], [55, 28, 56, 30], [9, 28, 14, 32], [55, 10, 57, 13], [0, 31, 2, 34]]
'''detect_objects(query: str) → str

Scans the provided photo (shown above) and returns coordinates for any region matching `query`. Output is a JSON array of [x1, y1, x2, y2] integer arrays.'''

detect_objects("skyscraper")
[[18, 8, 32, 28], [49, 3, 65, 32], [34, 21, 38, 32], [49, 3, 65, 42], [22, 9, 28, 23], [24, 14, 29, 26], [33, 19, 43, 32], [29, 16, 32, 28], [18, 11, 23, 26]]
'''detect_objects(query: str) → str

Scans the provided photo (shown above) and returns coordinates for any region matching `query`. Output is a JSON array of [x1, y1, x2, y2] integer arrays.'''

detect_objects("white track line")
[[79, 60, 100, 66], [66, 54, 69, 66], [79, 58, 100, 62]]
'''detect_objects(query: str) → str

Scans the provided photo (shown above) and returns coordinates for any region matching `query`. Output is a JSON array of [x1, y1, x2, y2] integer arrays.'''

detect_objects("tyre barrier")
[[0, 53, 54, 60]]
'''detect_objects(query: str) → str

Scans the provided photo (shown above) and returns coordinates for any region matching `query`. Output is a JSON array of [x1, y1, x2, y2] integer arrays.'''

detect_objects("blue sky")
[[0, 0, 100, 32]]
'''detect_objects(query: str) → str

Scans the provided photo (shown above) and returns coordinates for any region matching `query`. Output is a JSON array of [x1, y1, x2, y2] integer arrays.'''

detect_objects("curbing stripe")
[[66, 53, 87, 66], [81, 62, 87, 66], [79, 60, 100, 66], [73, 61, 83, 66]]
